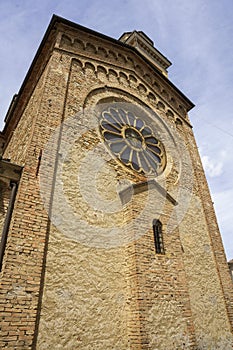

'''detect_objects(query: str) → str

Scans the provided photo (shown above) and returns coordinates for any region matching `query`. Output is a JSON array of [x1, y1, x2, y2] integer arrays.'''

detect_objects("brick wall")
[[0, 20, 232, 349]]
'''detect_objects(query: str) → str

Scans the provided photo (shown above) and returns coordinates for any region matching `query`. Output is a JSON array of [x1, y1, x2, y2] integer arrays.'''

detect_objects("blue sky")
[[0, 0, 232, 259]]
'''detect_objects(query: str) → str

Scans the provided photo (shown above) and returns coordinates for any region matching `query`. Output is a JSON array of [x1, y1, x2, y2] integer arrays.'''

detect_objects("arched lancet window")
[[153, 219, 164, 254]]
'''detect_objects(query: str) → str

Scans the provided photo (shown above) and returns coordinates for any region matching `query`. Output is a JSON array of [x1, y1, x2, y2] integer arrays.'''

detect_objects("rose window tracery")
[[99, 107, 166, 175]]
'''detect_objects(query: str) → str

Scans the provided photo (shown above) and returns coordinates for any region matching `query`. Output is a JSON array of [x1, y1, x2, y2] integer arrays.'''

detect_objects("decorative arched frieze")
[[126, 56, 135, 68], [96, 65, 108, 81], [73, 38, 85, 51], [82, 86, 143, 110], [152, 81, 161, 93], [161, 89, 169, 100], [144, 74, 152, 85], [119, 72, 129, 86], [108, 50, 118, 61], [175, 118, 183, 126], [72, 58, 84, 71], [108, 69, 119, 83], [97, 47, 108, 58], [178, 104, 185, 113], [135, 64, 144, 76], [84, 62, 96, 75], [138, 83, 147, 95], [170, 97, 177, 108], [70, 57, 188, 126], [86, 43, 97, 54], [60, 34, 73, 48], [117, 53, 127, 64], [157, 101, 166, 111], [59, 34, 190, 120], [128, 75, 138, 88], [166, 109, 175, 119], [147, 92, 157, 104]]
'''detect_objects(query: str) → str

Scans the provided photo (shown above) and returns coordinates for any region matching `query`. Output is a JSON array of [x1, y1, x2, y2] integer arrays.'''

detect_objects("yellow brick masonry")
[[184, 125, 233, 331], [0, 51, 71, 348], [0, 17, 232, 349]]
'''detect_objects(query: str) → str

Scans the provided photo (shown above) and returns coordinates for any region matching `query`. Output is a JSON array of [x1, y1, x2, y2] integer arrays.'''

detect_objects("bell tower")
[[0, 15, 233, 349]]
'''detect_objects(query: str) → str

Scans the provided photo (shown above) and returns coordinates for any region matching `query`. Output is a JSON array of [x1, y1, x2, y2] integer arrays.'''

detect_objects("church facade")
[[0, 15, 233, 349]]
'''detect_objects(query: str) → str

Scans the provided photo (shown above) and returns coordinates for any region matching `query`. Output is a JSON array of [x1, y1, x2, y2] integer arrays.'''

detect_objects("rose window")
[[99, 107, 166, 175]]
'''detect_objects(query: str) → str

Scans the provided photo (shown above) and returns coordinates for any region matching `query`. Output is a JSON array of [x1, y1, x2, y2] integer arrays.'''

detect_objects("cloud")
[[201, 155, 223, 178], [212, 189, 233, 260]]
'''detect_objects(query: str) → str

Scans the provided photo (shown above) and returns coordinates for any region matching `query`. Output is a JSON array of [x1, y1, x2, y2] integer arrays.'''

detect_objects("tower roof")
[[119, 31, 172, 76]]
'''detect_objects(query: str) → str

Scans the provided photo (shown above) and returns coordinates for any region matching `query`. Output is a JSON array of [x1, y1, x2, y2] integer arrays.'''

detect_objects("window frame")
[[153, 219, 164, 254]]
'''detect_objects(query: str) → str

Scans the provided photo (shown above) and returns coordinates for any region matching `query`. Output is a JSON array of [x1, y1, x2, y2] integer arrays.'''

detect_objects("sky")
[[0, 0, 232, 260]]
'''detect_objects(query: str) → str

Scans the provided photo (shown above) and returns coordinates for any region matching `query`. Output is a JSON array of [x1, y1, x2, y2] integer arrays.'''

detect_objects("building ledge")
[[0, 159, 22, 183]]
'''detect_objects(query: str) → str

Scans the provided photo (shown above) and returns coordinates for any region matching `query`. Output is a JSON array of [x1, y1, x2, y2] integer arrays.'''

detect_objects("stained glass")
[[99, 107, 166, 175]]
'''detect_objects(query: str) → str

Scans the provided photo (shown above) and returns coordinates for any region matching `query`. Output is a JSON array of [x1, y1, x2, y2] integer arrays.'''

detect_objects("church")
[[0, 15, 233, 349]]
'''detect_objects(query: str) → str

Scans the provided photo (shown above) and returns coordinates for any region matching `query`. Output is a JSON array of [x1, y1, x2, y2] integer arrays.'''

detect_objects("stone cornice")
[[0, 159, 22, 183]]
